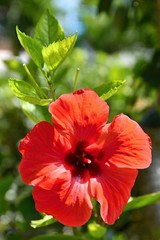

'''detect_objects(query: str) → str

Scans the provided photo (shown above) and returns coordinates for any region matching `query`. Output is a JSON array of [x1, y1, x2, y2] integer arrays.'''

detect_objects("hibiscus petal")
[[87, 114, 151, 169], [19, 121, 71, 189], [49, 89, 109, 144], [90, 165, 138, 224], [32, 176, 92, 226]]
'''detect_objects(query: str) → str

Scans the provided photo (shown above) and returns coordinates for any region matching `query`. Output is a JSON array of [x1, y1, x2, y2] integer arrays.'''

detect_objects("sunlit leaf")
[[31, 214, 56, 228], [34, 10, 65, 46], [21, 101, 51, 123], [42, 33, 77, 71], [94, 80, 125, 100], [9, 79, 51, 106], [16, 26, 43, 68], [124, 192, 160, 212], [88, 221, 107, 239]]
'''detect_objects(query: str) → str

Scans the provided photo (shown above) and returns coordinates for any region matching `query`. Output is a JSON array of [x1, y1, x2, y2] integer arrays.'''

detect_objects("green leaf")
[[6, 232, 22, 240], [0, 176, 13, 195], [94, 80, 125, 101], [31, 234, 81, 240], [31, 214, 56, 228], [34, 10, 65, 46], [9, 79, 51, 106], [0, 176, 13, 214], [124, 192, 160, 212], [16, 187, 40, 222], [88, 222, 107, 239], [16, 26, 43, 68], [42, 33, 77, 71], [21, 102, 51, 123]]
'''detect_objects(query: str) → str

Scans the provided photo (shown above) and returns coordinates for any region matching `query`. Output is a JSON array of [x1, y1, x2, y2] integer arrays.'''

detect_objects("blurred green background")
[[0, 0, 160, 239]]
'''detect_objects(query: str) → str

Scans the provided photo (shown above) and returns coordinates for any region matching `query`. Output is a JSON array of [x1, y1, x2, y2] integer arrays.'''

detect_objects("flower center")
[[75, 151, 92, 167], [65, 141, 100, 178]]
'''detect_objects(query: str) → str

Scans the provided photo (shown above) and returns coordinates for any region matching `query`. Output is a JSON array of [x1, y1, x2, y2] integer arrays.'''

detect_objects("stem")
[[41, 70, 56, 101], [23, 64, 47, 99], [48, 80, 56, 100], [73, 68, 80, 92]]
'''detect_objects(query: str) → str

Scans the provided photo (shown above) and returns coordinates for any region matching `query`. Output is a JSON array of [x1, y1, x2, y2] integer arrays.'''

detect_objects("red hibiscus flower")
[[18, 89, 151, 226]]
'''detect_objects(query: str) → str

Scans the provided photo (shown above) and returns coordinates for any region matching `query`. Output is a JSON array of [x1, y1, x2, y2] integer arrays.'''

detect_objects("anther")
[[83, 158, 92, 164]]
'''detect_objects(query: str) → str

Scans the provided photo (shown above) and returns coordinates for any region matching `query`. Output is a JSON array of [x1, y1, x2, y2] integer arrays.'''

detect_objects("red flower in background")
[[18, 89, 151, 226]]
